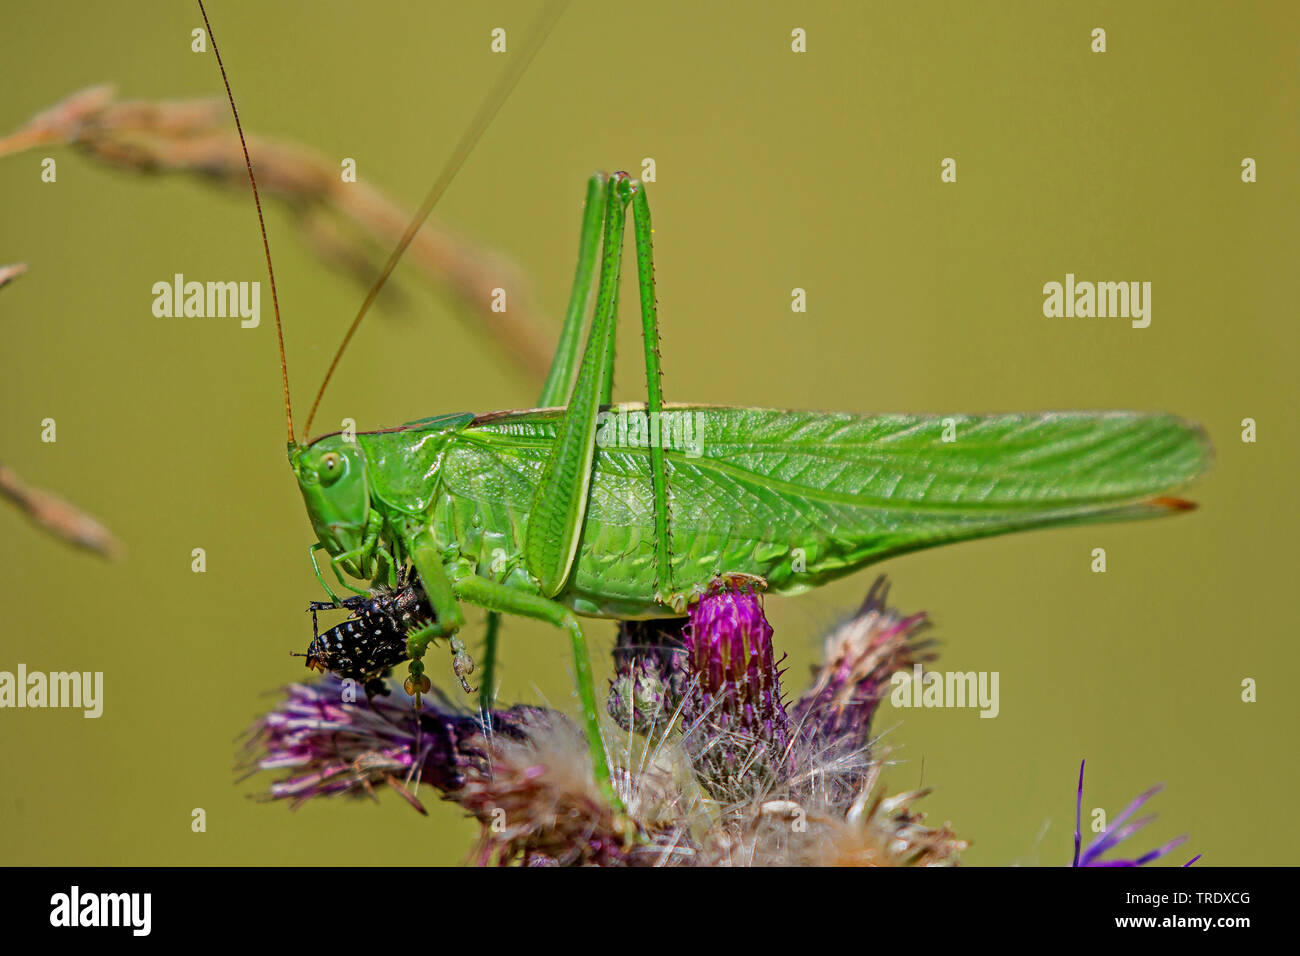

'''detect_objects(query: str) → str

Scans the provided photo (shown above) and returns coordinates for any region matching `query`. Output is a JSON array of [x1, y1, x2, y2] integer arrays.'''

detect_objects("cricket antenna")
[[301, 0, 569, 440], [197, 0, 296, 446]]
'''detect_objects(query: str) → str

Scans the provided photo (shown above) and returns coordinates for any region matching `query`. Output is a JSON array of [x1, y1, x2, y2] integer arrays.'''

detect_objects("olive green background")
[[1, 0, 1295, 866]]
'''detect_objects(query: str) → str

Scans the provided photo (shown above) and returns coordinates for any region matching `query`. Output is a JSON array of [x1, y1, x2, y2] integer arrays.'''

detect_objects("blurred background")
[[1, 0, 1295, 865]]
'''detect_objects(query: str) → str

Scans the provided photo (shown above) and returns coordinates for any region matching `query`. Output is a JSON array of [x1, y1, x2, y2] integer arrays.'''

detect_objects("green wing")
[[667, 407, 1207, 583], [453, 406, 1211, 600]]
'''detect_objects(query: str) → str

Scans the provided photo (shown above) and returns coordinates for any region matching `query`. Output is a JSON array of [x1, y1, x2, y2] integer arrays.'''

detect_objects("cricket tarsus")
[[195, 0, 294, 445]]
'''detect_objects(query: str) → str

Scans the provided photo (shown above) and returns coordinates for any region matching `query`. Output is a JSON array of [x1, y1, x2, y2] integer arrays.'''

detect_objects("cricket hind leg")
[[523, 172, 631, 598], [627, 187, 772, 615], [522, 173, 677, 607], [539, 172, 610, 407], [477, 173, 610, 714], [625, 179, 675, 604]]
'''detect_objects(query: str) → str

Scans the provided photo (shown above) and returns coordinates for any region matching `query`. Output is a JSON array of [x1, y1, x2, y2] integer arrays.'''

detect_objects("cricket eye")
[[319, 452, 344, 486]]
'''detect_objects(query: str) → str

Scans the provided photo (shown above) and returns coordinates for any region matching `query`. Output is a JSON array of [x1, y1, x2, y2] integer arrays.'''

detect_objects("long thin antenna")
[[197, 0, 295, 445], [302, 0, 569, 439]]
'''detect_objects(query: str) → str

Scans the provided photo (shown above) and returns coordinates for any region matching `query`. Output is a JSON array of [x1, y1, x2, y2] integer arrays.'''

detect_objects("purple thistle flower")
[[1072, 760, 1196, 867], [679, 584, 791, 801], [245, 676, 535, 812], [793, 576, 935, 767]]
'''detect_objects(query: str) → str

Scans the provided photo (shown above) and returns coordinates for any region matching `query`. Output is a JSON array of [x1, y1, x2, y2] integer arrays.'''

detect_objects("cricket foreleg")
[[309, 510, 388, 601], [328, 510, 386, 583], [372, 540, 399, 589], [308, 543, 367, 602], [524, 173, 630, 597], [308, 544, 341, 605], [451, 573, 620, 811]]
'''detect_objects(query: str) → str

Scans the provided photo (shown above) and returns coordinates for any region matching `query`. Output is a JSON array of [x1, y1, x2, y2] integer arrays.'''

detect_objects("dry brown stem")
[[1, 86, 556, 379]]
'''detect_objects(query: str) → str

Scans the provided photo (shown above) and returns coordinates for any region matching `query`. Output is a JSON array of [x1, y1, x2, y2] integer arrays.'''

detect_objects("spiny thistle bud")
[[607, 618, 689, 734], [608, 662, 669, 735], [680, 585, 790, 803]]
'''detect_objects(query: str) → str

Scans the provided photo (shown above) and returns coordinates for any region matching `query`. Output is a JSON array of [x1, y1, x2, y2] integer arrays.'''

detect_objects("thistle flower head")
[[248, 676, 691, 865], [679, 585, 791, 803], [245, 676, 532, 812], [794, 577, 934, 752], [786, 577, 935, 806]]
